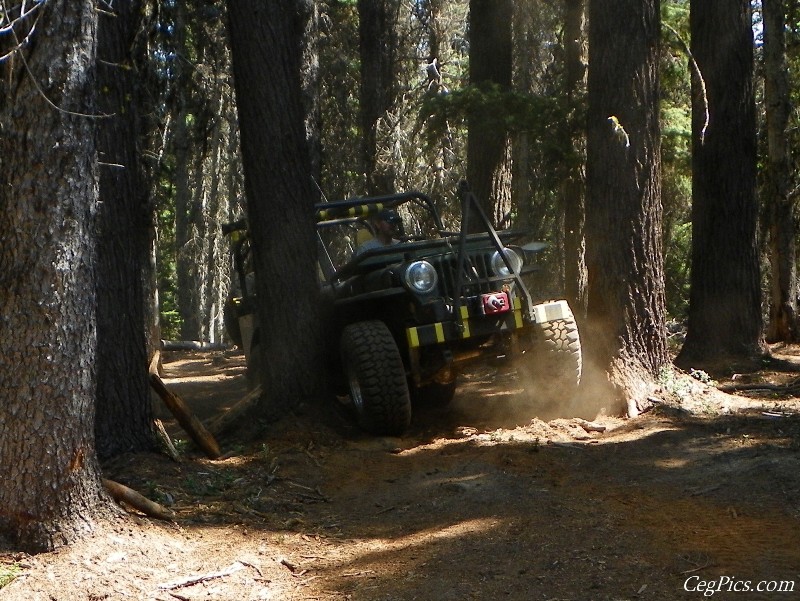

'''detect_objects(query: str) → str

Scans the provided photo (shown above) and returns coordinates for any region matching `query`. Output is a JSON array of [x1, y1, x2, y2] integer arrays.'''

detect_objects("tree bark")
[[302, 0, 322, 183], [466, 0, 513, 225], [562, 0, 588, 317], [677, 0, 766, 367], [763, 0, 799, 343], [202, 109, 224, 344], [94, 0, 157, 459], [510, 5, 532, 235], [135, 1, 165, 374], [585, 0, 668, 413], [421, 0, 445, 62], [228, 1, 329, 416], [358, 0, 400, 195], [173, 3, 204, 342], [0, 0, 111, 551]]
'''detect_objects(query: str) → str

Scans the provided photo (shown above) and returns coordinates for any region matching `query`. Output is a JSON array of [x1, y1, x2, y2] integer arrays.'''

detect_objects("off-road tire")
[[223, 298, 243, 348], [519, 313, 582, 410], [341, 320, 412, 435]]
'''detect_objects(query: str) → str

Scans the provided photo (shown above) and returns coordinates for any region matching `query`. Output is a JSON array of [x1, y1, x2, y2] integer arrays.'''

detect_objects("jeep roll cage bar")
[[314, 190, 444, 229]]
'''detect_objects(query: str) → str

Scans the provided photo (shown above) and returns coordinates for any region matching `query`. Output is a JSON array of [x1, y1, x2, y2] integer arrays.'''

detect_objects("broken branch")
[[157, 562, 245, 590], [102, 479, 175, 521], [150, 374, 221, 459]]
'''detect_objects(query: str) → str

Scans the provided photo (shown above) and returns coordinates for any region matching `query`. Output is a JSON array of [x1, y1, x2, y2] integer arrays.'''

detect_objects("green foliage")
[[661, 0, 689, 28], [661, 100, 691, 321], [155, 160, 181, 341], [656, 365, 699, 403], [661, 106, 691, 164], [782, 7, 800, 197], [318, 0, 363, 200], [0, 564, 21, 589], [660, 0, 693, 321], [419, 83, 567, 159], [688, 368, 716, 385], [664, 221, 692, 319]]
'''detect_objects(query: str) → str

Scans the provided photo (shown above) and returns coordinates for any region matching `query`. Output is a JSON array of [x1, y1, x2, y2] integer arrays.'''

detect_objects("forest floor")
[[3, 345, 800, 600]]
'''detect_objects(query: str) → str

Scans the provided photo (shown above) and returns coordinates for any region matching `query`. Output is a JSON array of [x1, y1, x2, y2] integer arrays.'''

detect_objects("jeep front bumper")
[[405, 299, 571, 349]]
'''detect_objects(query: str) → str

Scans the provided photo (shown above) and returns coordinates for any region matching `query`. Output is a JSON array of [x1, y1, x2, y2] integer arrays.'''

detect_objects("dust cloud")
[[439, 360, 620, 432]]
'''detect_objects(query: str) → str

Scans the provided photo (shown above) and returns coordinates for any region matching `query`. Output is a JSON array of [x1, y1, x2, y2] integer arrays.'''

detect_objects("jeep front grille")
[[431, 253, 495, 299]]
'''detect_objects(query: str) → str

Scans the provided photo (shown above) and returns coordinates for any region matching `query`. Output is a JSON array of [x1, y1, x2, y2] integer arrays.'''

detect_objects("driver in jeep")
[[355, 208, 403, 255]]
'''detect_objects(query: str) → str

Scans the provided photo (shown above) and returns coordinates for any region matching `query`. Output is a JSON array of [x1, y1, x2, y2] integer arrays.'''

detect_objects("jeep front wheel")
[[340, 320, 412, 435], [518, 312, 582, 410]]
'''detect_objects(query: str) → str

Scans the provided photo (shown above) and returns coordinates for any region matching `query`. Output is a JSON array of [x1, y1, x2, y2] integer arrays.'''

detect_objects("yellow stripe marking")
[[407, 328, 420, 348], [434, 322, 445, 343]]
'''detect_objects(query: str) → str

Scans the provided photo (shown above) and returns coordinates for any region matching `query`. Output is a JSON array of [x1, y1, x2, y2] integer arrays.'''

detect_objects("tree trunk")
[[422, 0, 445, 62], [135, 0, 165, 371], [763, 0, 799, 343], [94, 0, 157, 459], [202, 109, 224, 343], [510, 0, 532, 231], [420, 0, 453, 200], [676, 0, 766, 367], [302, 0, 322, 183], [0, 0, 111, 551], [190, 130, 211, 341], [182, 6, 240, 345], [585, 0, 667, 414], [173, 4, 204, 342], [358, 0, 400, 195], [228, 1, 329, 416], [144, 227, 162, 375], [466, 0, 513, 224], [562, 0, 588, 318]]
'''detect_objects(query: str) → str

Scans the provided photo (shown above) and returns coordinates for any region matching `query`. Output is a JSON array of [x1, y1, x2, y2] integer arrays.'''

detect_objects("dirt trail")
[[2, 349, 800, 600]]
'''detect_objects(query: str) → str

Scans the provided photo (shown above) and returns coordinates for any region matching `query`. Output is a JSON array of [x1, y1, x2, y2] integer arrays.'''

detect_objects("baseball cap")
[[377, 208, 402, 223]]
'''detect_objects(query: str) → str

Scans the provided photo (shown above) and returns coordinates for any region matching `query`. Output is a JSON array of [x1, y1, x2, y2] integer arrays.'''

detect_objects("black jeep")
[[315, 181, 582, 435]]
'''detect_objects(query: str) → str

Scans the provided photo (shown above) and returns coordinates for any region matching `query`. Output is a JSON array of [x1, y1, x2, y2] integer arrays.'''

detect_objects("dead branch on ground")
[[157, 562, 245, 590], [150, 374, 221, 459], [102, 479, 175, 521]]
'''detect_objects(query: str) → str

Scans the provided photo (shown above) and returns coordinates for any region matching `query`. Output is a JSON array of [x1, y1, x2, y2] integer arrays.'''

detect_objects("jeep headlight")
[[403, 260, 438, 294], [491, 247, 523, 277]]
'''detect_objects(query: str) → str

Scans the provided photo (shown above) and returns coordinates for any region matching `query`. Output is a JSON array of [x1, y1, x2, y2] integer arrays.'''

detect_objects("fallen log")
[[102, 479, 175, 521], [160, 340, 230, 351], [717, 376, 800, 394], [206, 384, 263, 437], [574, 418, 607, 433], [148, 348, 163, 377], [149, 374, 221, 459]]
